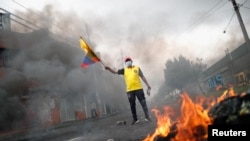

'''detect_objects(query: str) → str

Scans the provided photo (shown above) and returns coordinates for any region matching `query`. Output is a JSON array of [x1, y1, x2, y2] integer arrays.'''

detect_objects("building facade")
[[199, 42, 250, 93]]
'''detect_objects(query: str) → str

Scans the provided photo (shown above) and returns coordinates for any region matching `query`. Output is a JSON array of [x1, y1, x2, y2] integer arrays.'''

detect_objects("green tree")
[[164, 55, 206, 92]]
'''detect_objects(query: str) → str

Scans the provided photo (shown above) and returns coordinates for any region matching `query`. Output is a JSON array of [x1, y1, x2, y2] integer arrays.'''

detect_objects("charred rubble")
[[208, 92, 250, 124], [153, 93, 250, 141]]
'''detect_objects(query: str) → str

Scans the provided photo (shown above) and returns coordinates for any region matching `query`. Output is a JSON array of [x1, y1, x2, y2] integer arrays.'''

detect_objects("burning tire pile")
[[143, 90, 250, 141], [208, 93, 250, 125]]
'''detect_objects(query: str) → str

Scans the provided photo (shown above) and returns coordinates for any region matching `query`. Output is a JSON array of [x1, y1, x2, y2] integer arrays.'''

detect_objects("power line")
[[180, 0, 227, 34], [242, 5, 250, 9], [12, 0, 65, 32], [223, 10, 236, 33], [0, 8, 38, 30], [230, 0, 250, 50], [239, 0, 249, 6], [223, 0, 250, 33], [12, 0, 28, 11], [0, 5, 79, 48], [239, 0, 250, 9]]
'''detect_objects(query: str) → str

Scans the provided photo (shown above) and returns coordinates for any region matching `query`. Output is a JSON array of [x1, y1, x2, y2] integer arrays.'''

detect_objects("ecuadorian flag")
[[79, 37, 100, 68]]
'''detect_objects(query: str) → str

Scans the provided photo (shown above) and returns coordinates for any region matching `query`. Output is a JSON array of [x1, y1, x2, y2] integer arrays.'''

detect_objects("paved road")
[[1, 110, 157, 141]]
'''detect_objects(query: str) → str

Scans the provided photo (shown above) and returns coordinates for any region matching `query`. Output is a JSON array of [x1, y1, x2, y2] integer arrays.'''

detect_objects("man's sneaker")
[[131, 120, 140, 125], [145, 118, 151, 122]]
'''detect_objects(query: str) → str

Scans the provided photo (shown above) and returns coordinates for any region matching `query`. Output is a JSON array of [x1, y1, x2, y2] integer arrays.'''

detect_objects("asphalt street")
[[1, 109, 157, 141]]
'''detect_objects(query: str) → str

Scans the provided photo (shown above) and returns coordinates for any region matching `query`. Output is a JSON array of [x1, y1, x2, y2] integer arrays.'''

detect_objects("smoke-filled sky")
[[1, 0, 250, 94]]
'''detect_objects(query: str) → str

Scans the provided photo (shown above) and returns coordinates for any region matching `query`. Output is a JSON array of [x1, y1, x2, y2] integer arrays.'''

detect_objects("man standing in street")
[[105, 57, 151, 125]]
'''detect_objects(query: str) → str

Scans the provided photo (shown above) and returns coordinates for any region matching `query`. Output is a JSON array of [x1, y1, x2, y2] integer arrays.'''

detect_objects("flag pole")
[[100, 60, 105, 67]]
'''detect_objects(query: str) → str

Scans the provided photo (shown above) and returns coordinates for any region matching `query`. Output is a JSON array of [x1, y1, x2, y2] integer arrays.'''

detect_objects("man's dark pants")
[[127, 89, 150, 121]]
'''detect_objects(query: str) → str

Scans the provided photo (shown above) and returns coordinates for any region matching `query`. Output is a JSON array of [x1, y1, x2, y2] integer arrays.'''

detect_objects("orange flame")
[[143, 106, 174, 141], [211, 85, 237, 106], [172, 93, 213, 141], [143, 89, 238, 141]]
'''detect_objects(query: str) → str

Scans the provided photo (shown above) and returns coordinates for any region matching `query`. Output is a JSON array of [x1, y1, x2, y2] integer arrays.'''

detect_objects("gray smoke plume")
[[0, 5, 129, 130], [1, 0, 249, 132]]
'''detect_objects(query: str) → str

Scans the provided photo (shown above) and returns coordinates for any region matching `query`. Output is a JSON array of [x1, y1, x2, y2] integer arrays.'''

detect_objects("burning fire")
[[143, 106, 174, 140], [143, 90, 237, 141]]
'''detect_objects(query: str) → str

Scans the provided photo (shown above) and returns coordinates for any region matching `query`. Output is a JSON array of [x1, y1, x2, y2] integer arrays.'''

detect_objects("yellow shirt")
[[123, 66, 143, 92]]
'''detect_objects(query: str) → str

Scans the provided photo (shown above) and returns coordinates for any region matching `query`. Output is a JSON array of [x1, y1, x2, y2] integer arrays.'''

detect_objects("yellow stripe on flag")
[[79, 37, 91, 53]]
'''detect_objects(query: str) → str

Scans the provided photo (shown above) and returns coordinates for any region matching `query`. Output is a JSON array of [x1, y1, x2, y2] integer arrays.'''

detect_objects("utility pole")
[[230, 0, 250, 51], [225, 48, 235, 84]]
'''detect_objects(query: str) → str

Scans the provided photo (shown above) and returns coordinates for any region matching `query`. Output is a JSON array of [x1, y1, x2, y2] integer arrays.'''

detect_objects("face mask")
[[125, 61, 132, 67]]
